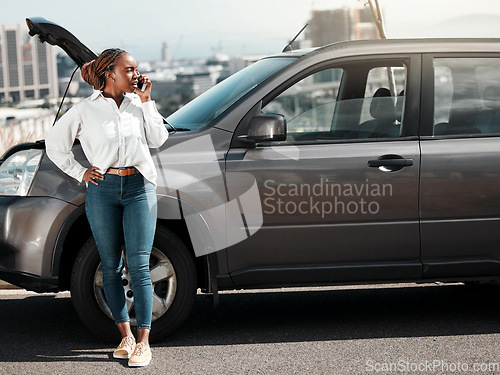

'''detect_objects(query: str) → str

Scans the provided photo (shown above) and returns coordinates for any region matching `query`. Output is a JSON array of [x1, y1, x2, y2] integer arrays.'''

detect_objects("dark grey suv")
[[1, 18, 499, 342]]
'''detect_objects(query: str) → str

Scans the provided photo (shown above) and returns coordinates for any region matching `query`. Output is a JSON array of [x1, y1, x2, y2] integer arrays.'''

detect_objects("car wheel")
[[70, 226, 197, 343]]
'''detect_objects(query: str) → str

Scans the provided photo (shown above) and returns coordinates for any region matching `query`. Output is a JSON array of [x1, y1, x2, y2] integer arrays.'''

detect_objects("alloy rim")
[[93, 247, 177, 324]]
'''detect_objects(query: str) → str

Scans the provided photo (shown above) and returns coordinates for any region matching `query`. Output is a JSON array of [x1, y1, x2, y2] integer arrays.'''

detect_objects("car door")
[[420, 54, 500, 278], [225, 55, 423, 286]]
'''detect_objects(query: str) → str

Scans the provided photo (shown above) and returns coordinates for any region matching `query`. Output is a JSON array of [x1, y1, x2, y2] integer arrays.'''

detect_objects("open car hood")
[[26, 17, 97, 67]]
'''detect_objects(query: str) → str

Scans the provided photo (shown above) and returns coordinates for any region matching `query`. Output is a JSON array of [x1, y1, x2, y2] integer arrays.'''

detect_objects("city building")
[[352, 7, 381, 40], [309, 7, 379, 47], [161, 41, 171, 66], [0, 23, 59, 103]]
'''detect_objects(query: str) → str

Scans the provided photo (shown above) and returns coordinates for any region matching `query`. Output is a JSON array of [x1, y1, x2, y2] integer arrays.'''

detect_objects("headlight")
[[0, 149, 43, 196]]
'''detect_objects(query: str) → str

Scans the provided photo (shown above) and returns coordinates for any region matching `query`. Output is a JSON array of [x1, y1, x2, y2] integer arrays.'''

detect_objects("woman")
[[45, 48, 169, 367]]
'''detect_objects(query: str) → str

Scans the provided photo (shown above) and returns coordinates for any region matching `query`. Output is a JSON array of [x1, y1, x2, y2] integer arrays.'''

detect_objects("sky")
[[3, 0, 500, 61]]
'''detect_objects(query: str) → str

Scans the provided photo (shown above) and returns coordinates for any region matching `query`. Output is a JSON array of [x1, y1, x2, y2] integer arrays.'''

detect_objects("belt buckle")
[[118, 167, 127, 176]]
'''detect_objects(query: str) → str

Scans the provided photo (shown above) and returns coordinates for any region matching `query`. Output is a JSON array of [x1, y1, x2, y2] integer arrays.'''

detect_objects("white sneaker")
[[128, 342, 152, 367], [113, 336, 136, 359]]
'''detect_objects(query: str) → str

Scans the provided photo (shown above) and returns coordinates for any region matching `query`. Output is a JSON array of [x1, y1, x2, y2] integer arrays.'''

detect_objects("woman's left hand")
[[135, 75, 152, 103]]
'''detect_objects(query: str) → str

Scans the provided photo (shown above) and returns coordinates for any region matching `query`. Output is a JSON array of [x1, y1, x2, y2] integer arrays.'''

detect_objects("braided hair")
[[81, 48, 126, 90]]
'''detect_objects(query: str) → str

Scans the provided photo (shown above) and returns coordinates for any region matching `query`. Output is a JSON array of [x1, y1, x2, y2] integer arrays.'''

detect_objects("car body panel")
[[420, 137, 500, 277], [417, 52, 500, 279], [225, 139, 422, 285], [0, 196, 77, 290], [29, 148, 88, 205]]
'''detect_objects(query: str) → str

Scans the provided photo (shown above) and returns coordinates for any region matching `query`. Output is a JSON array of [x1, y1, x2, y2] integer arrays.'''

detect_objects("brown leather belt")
[[106, 167, 139, 176]]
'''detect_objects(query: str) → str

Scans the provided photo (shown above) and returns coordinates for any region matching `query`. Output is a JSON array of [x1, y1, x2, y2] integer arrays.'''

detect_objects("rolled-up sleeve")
[[45, 107, 87, 182], [141, 100, 169, 148]]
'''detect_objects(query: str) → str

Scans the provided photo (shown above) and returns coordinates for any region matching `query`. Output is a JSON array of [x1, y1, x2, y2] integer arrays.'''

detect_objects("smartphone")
[[137, 76, 147, 92]]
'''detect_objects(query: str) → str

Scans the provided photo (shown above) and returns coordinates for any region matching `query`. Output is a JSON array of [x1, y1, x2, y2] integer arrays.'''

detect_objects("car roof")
[[271, 38, 500, 60]]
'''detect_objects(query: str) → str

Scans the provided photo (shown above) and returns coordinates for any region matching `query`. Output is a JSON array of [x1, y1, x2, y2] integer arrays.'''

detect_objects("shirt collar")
[[90, 90, 102, 100], [90, 90, 136, 103]]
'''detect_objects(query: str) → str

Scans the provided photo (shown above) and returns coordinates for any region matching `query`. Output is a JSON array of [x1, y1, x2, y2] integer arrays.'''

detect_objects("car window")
[[264, 68, 342, 135], [433, 57, 500, 136], [262, 64, 407, 143], [361, 67, 406, 124]]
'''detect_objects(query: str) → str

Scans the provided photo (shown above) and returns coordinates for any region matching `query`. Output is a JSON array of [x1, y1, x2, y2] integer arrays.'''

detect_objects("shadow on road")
[[168, 283, 500, 346], [0, 283, 498, 363], [0, 293, 109, 364]]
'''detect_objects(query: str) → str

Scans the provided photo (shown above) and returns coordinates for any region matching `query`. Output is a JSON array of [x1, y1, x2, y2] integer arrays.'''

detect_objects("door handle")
[[368, 158, 413, 168]]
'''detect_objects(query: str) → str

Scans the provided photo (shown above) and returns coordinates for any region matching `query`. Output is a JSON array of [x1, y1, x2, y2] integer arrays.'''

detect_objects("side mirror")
[[238, 114, 287, 146]]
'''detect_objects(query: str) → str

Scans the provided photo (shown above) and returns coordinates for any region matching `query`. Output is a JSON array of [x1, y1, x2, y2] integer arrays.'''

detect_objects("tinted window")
[[433, 57, 500, 136], [263, 64, 407, 142], [264, 68, 342, 134]]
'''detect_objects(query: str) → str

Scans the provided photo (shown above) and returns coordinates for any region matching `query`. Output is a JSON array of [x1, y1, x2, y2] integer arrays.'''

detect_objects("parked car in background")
[[0, 18, 499, 342]]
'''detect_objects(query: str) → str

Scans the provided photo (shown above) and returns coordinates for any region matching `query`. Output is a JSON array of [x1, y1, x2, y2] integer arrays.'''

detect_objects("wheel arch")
[[52, 204, 91, 291], [52, 205, 213, 293], [156, 218, 213, 293]]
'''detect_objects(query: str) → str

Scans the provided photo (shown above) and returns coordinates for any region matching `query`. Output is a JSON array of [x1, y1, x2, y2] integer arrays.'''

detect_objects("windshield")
[[167, 57, 295, 130]]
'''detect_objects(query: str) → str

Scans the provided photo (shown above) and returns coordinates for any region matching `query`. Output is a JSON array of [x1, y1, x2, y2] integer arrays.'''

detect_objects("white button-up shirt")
[[46, 90, 169, 186]]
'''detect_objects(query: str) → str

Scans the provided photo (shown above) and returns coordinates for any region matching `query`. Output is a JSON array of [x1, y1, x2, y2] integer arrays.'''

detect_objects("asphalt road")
[[0, 283, 499, 374]]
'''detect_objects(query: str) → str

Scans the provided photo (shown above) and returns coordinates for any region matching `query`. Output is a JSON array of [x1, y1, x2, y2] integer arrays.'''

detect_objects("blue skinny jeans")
[[85, 172, 157, 330]]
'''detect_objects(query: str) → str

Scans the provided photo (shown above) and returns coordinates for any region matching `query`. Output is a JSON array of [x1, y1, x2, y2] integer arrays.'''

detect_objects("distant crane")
[[362, 0, 397, 96], [363, 0, 388, 38]]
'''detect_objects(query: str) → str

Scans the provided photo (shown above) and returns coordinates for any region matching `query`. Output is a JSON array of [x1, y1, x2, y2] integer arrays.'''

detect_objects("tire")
[[70, 225, 197, 343]]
